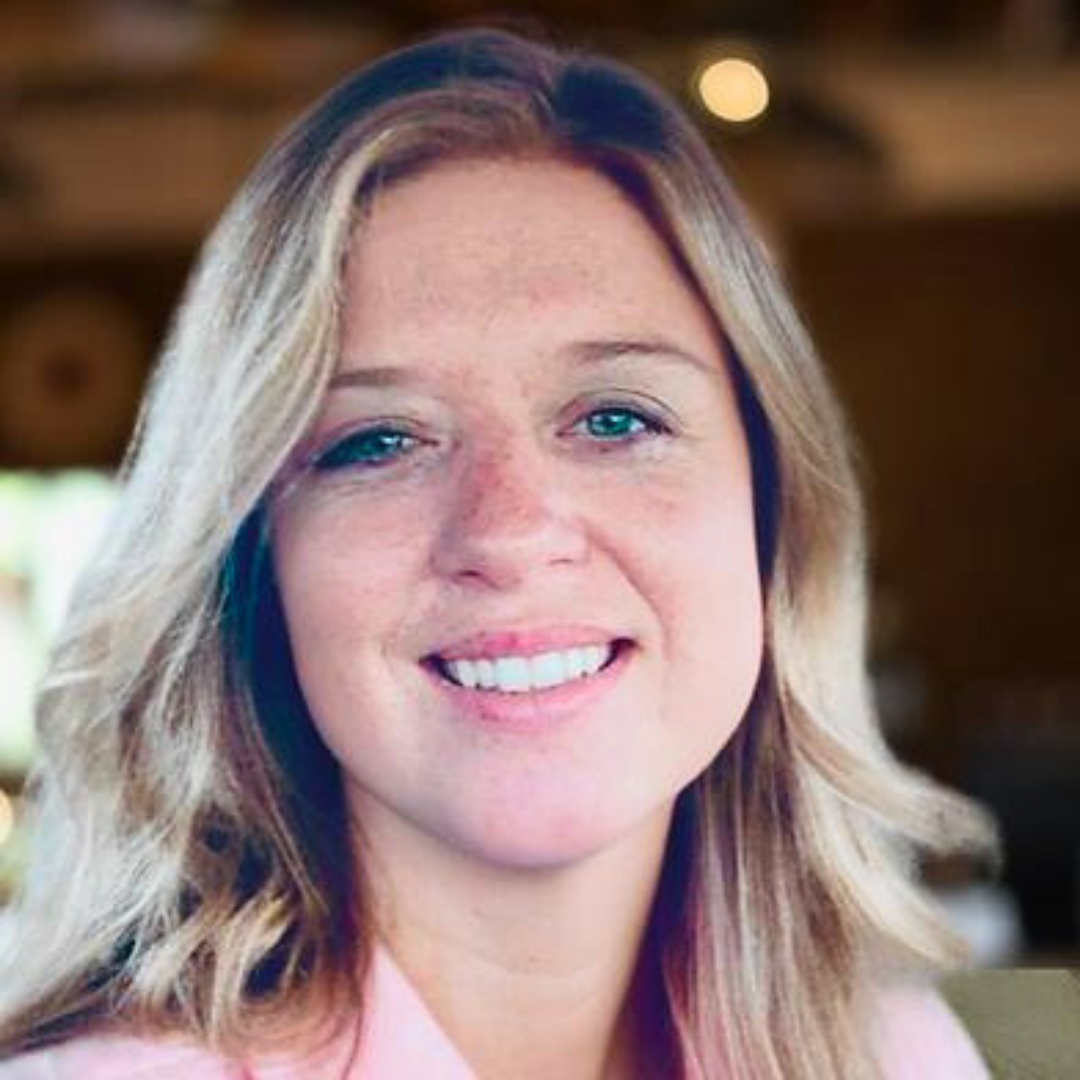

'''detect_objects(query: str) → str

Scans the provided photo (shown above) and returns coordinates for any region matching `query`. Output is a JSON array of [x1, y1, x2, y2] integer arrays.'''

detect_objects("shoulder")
[[0, 1032, 244, 1080], [871, 980, 990, 1080]]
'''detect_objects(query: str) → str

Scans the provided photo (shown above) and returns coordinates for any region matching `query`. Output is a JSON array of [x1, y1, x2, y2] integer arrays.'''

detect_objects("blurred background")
[[0, 0, 1077, 967]]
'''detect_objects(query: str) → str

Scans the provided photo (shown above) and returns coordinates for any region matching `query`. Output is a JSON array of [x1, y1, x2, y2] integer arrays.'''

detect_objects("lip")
[[421, 639, 635, 734], [427, 625, 626, 662]]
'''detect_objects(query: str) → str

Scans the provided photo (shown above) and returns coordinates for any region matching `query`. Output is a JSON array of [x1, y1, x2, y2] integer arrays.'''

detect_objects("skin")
[[271, 156, 763, 1079]]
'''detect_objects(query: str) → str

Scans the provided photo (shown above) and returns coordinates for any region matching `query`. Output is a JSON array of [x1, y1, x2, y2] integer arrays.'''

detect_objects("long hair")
[[0, 26, 999, 1079]]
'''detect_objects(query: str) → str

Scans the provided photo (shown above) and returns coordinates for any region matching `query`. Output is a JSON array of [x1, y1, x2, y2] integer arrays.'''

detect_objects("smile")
[[421, 637, 635, 733], [432, 642, 623, 693]]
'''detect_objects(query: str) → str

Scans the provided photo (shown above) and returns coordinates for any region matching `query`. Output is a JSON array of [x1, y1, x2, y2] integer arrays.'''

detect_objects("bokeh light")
[[697, 57, 770, 123]]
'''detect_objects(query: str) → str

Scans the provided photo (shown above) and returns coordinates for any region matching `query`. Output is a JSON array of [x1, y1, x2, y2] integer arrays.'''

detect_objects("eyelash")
[[311, 404, 672, 473]]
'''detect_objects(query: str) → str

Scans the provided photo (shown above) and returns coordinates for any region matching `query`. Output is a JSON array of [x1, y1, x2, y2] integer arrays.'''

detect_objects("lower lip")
[[421, 642, 634, 734]]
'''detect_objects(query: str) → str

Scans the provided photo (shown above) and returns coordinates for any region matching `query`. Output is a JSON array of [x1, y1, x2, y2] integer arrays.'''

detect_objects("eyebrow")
[[327, 336, 716, 391]]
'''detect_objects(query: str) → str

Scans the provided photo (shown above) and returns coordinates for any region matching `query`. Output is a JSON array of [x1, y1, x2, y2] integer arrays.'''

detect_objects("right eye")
[[312, 427, 419, 472]]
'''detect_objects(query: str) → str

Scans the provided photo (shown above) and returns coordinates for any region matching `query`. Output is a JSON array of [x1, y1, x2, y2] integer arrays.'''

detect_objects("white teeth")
[[530, 652, 567, 690], [449, 658, 480, 689], [475, 658, 497, 689], [564, 649, 585, 680], [582, 644, 606, 674], [440, 643, 618, 693], [494, 656, 531, 692]]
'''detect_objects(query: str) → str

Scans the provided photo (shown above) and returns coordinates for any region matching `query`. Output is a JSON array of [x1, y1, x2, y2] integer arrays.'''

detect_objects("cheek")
[[684, 508, 762, 657], [269, 499, 429, 729], [635, 470, 764, 730], [625, 459, 760, 601], [269, 503, 430, 773], [272, 496, 424, 629]]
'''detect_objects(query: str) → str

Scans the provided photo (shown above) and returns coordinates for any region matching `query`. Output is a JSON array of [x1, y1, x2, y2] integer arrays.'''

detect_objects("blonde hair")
[[0, 26, 999, 1079]]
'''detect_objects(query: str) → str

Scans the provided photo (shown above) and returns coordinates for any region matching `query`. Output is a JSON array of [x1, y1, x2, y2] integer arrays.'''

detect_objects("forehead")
[[342, 156, 714, 344]]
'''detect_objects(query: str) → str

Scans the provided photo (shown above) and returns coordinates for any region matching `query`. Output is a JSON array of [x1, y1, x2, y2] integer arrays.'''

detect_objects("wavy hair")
[[0, 26, 999, 1079]]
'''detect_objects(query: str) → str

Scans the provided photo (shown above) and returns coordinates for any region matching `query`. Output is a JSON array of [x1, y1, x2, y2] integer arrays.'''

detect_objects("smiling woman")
[[271, 157, 764, 887], [0, 25, 998, 1080]]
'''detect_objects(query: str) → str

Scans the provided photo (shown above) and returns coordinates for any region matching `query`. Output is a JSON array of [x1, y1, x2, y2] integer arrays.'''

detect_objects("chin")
[[433, 789, 669, 873]]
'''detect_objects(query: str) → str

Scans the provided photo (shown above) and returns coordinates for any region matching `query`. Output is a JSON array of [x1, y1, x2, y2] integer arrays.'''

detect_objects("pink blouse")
[[0, 948, 988, 1078]]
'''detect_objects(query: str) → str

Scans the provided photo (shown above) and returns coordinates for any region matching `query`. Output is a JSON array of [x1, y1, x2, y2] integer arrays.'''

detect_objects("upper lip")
[[426, 626, 630, 662]]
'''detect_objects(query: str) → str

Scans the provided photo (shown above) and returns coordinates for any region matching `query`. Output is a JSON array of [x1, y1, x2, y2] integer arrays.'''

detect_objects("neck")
[[354, 799, 676, 1080]]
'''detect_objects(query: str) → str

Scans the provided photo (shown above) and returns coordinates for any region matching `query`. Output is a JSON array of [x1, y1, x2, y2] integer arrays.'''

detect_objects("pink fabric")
[[872, 981, 989, 1079], [243, 946, 474, 1080], [0, 945, 474, 1080], [0, 950, 987, 1078], [0, 1032, 242, 1079]]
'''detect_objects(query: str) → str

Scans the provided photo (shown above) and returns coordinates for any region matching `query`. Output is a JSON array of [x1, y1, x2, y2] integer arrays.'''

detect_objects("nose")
[[430, 436, 589, 591]]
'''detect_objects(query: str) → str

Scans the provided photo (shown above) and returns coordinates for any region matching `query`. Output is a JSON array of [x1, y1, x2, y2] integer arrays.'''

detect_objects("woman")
[[0, 26, 999, 1080]]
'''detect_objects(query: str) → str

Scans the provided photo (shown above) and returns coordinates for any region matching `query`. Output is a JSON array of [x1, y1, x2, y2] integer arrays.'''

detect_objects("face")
[[271, 156, 763, 871]]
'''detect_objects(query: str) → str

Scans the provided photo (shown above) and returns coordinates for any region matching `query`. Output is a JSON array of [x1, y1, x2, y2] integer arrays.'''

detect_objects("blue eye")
[[313, 428, 417, 471], [580, 406, 668, 442]]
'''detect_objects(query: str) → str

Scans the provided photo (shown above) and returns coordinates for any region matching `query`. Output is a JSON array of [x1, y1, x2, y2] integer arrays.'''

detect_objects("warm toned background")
[[0, 0, 1077, 1002]]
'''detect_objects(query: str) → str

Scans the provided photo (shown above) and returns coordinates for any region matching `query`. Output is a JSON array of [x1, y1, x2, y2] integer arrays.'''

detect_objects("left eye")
[[576, 406, 668, 442], [313, 428, 418, 471]]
